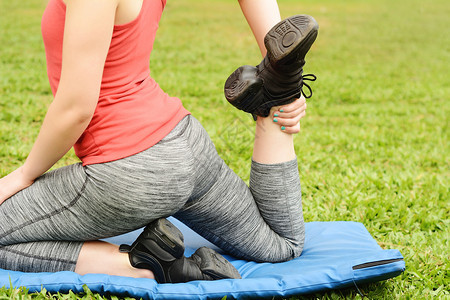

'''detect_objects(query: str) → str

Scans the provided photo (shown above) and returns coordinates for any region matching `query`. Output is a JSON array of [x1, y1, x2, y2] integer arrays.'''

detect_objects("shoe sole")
[[142, 218, 185, 261], [224, 65, 263, 109], [264, 15, 319, 65], [195, 247, 241, 280]]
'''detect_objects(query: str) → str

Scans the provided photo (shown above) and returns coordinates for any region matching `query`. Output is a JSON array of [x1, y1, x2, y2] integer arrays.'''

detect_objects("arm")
[[0, 0, 118, 204], [238, 0, 281, 56]]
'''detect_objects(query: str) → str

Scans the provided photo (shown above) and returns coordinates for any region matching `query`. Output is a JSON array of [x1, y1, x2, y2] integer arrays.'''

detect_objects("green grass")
[[0, 0, 448, 299]]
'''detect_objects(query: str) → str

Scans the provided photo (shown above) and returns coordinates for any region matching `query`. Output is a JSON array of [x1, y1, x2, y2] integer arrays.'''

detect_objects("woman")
[[0, 0, 317, 283]]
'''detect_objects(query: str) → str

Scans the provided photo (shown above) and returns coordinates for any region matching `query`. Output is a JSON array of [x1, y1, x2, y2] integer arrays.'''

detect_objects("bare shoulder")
[[115, 0, 143, 25], [62, 0, 142, 26]]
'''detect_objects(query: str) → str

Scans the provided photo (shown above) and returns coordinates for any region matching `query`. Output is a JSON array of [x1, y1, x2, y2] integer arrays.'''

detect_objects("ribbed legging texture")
[[0, 115, 304, 272]]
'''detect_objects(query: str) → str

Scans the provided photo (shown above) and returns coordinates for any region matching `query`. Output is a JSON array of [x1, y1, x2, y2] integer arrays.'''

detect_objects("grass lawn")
[[0, 0, 448, 299]]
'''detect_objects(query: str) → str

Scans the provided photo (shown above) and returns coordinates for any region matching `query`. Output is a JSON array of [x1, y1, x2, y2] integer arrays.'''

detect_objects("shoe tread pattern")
[[264, 15, 318, 64], [224, 65, 263, 112]]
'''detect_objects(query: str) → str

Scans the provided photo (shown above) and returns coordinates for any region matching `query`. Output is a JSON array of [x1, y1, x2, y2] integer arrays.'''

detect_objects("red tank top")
[[41, 0, 190, 165]]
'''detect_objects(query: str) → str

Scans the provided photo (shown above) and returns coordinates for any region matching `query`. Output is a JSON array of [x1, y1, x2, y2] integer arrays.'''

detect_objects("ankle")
[[253, 117, 295, 164], [255, 109, 291, 135], [121, 251, 155, 279], [130, 266, 155, 279], [75, 241, 155, 279]]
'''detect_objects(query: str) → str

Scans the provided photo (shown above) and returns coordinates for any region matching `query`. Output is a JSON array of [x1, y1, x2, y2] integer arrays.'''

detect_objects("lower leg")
[[253, 96, 306, 163], [252, 110, 296, 164], [249, 98, 306, 256], [75, 241, 154, 279]]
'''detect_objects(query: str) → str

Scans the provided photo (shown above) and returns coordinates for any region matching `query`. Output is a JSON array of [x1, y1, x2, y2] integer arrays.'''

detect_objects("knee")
[[253, 234, 305, 263], [289, 235, 305, 260], [276, 235, 305, 262]]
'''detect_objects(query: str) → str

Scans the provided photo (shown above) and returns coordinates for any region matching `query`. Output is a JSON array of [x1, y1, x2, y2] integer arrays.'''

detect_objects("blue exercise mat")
[[0, 219, 404, 299]]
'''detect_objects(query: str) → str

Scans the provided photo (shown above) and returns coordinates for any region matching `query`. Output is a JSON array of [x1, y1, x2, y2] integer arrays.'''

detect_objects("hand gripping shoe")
[[224, 15, 318, 119], [119, 218, 241, 283]]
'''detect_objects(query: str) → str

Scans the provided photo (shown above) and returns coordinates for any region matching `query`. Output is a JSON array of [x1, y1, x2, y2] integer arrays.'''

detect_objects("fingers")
[[276, 96, 306, 115], [274, 104, 307, 125], [0, 167, 34, 205], [271, 97, 307, 133], [280, 122, 301, 134]]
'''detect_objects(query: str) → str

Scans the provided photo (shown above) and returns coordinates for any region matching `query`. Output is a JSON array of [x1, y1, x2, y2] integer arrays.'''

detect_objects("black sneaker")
[[224, 15, 318, 119], [119, 218, 241, 283]]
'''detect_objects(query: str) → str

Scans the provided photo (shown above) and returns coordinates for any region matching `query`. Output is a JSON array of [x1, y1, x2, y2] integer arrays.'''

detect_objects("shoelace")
[[262, 73, 317, 102], [254, 73, 317, 120], [300, 73, 317, 98]]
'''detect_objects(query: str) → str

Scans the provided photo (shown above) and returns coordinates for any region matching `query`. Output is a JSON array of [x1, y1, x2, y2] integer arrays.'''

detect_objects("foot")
[[224, 15, 318, 118], [119, 218, 241, 283]]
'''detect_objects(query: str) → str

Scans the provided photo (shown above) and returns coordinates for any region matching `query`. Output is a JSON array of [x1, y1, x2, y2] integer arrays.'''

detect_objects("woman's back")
[[42, 0, 189, 165]]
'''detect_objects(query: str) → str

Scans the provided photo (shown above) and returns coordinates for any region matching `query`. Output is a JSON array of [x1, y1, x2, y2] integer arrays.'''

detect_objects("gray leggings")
[[0, 115, 304, 272]]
